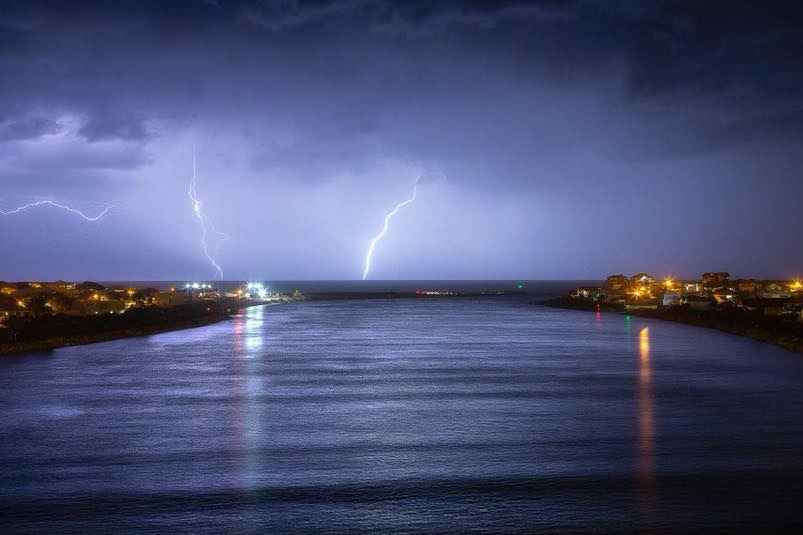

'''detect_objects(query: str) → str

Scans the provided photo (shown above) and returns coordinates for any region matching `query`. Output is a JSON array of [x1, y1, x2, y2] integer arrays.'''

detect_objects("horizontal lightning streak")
[[0, 200, 113, 221]]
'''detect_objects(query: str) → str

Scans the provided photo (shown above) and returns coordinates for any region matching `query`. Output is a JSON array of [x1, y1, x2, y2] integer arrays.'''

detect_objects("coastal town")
[[0, 280, 305, 354], [551, 272, 803, 356], [0, 280, 528, 355], [0, 280, 299, 324], [568, 272, 803, 321]]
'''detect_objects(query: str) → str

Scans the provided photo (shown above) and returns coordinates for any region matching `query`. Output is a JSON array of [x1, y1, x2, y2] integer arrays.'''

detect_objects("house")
[[736, 279, 762, 296], [571, 286, 603, 300], [762, 282, 790, 299], [604, 274, 629, 291], [630, 273, 656, 287], [44, 280, 76, 292], [662, 290, 681, 307], [682, 281, 703, 294], [712, 287, 738, 305], [702, 272, 730, 289], [0, 295, 33, 321]]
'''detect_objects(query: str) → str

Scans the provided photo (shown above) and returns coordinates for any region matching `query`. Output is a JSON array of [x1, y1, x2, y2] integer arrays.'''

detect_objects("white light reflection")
[[244, 305, 264, 352], [232, 304, 267, 509]]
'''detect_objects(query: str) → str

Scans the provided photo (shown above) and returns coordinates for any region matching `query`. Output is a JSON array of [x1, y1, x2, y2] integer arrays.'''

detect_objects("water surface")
[[2, 296, 803, 533]]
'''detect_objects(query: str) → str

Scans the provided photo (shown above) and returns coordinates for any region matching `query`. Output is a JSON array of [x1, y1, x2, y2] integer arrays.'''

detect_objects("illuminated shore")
[[0, 301, 239, 356], [542, 296, 803, 356], [1, 290, 527, 356]]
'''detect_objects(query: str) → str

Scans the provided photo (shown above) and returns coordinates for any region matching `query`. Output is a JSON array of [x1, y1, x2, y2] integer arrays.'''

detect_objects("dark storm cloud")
[[1, 0, 803, 278], [78, 116, 152, 143], [240, 0, 574, 36], [0, 116, 62, 141], [2, 0, 801, 168]]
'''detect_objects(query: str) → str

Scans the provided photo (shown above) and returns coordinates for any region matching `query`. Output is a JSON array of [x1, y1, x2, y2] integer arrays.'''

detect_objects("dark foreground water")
[[2, 296, 803, 533]]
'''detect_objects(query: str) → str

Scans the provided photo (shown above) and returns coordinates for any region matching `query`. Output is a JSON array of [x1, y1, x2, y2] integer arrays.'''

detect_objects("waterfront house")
[[571, 286, 603, 300], [604, 275, 629, 291], [44, 281, 76, 292], [682, 281, 703, 294], [702, 272, 730, 289], [712, 287, 738, 305], [736, 279, 762, 296], [662, 290, 681, 307], [762, 282, 790, 299], [629, 273, 656, 287]]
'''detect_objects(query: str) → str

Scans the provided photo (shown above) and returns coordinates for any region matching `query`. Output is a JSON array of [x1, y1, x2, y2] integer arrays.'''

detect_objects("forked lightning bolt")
[[189, 149, 224, 280], [362, 180, 418, 280], [0, 200, 113, 221]]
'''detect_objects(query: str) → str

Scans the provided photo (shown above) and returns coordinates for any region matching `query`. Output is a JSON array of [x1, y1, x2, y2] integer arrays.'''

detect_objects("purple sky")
[[1, 0, 802, 281]]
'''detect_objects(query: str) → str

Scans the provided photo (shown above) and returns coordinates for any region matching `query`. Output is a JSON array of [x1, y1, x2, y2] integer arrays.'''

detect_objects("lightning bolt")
[[362, 180, 418, 280], [189, 148, 225, 281], [0, 200, 113, 221]]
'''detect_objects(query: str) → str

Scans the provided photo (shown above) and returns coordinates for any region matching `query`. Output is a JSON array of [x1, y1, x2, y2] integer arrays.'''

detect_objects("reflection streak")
[[232, 306, 267, 529], [637, 327, 656, 513]]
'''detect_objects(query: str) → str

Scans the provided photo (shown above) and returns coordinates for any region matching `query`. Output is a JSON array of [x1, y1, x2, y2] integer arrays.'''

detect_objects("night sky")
[[1, 0, 802, 281]]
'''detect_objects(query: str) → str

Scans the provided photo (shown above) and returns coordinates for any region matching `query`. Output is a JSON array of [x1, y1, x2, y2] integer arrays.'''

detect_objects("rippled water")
[[2, 297, 803, 533]]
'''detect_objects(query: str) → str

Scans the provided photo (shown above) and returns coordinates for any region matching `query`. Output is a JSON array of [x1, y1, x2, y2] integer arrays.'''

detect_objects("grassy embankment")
[[0, 302, 238, 355]]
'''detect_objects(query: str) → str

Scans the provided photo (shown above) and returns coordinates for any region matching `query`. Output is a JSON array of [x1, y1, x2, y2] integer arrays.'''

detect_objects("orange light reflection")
[[637, 327, 656, 516]]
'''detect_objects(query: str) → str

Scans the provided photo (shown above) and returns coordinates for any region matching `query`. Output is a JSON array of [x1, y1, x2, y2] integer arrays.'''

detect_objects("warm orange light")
[[639, 327, 650, 362], [637, 325, 654, 496], [17, 300, 26, 308]]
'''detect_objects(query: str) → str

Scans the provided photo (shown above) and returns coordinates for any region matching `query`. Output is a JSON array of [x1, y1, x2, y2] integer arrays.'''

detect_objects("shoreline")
[[1, 292, 526, 356], [5, 291, 801, 357], [541, 297, 803, 356], [0, 309, 234, 356]]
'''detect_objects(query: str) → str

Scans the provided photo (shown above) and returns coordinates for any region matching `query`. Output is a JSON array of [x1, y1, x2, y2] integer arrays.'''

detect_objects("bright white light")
[[1, 200, 113, 221], [189, 148, 225, 280], [362, 180, 418, 280]]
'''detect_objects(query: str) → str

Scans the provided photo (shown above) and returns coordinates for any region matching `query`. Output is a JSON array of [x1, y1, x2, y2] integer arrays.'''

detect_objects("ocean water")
[[102, 280, 590, 295], [2, 289, 803, 533]]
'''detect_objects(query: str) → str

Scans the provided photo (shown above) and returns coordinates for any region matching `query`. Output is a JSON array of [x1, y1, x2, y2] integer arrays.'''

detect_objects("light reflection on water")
[[2, 299, 803, 533], [637, 327, 655, 517]]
